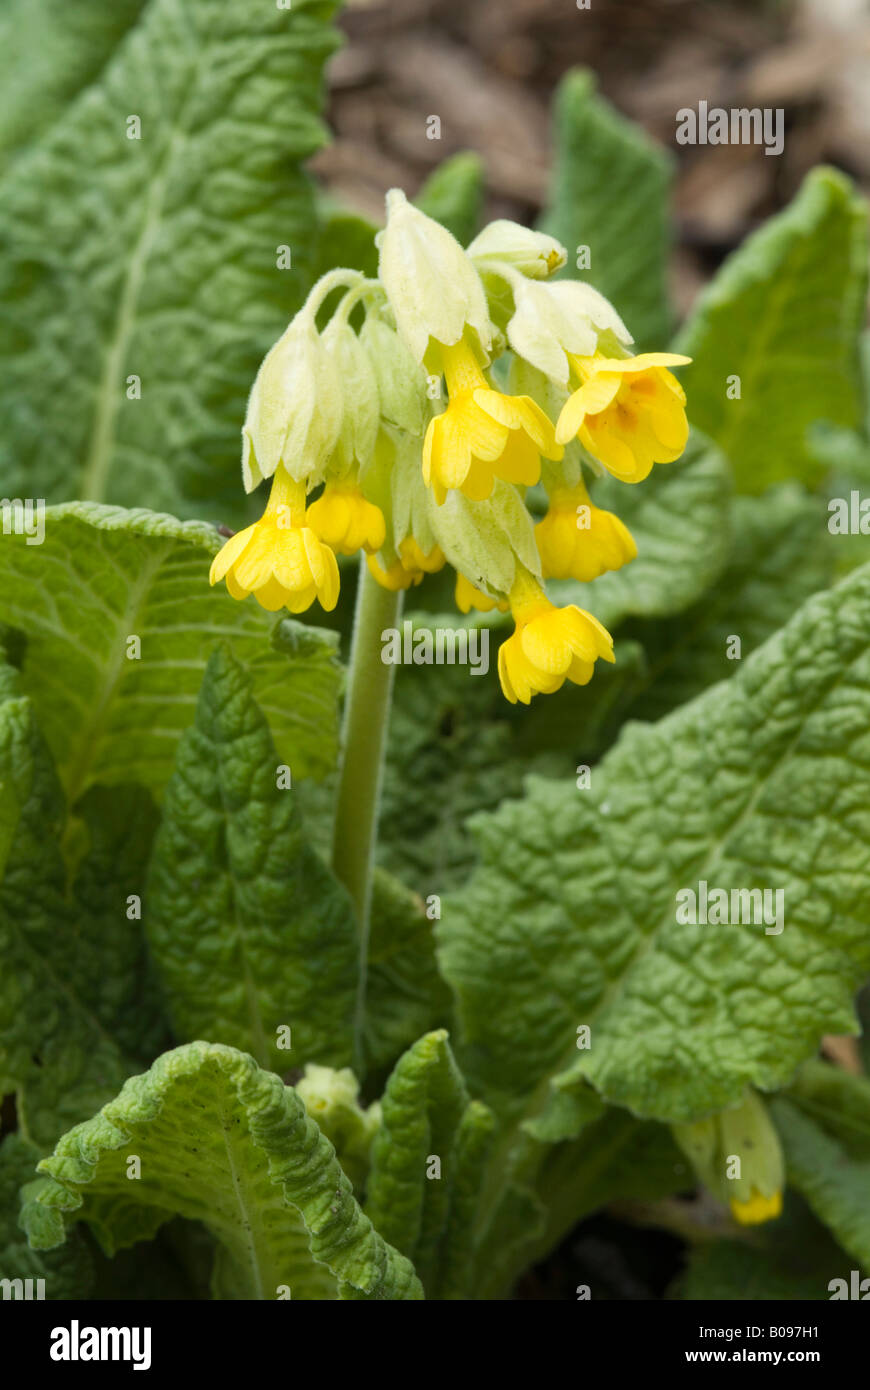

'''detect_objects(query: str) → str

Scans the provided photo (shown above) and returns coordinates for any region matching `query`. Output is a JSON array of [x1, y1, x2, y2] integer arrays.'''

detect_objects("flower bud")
[[468, 219, 567, 279], [242, 309, 342, 493], [322, 316, 380, 473], [505, 280, 598, 387], [672, 1091, 785, 1226], [296, 1065, 380, 1193], [378, 189, 492, 366], [360, 314, 429, 436], [427, 479, 541, 600]]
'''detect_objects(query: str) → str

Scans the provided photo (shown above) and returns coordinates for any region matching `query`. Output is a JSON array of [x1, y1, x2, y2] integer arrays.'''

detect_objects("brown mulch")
[[312, 0, 870, 313]]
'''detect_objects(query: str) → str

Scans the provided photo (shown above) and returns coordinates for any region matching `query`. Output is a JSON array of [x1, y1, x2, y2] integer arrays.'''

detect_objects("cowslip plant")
[[1, 0, 870, 1305]]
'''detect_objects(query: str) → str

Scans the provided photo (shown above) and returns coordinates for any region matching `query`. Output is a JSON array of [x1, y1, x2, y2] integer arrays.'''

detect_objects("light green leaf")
[[773, 1060, 870, 1271], [0, 504, 342, 804], [440, 562, 870, 1131], [541, 69, 673, 348], [415, 152, 485, 246], [0, 0, 146, 170], [548, 431, 732, 630], [0, 0, 340, 517], [364, 1030, 494, 1298], [146, 646, 358, 1072], [677, 167, 869, 493], [0, 684, 132, 1148], [0, 1134, 94, 1299], [24, 1041, 423, 1301], [619, 486, 833, 723]]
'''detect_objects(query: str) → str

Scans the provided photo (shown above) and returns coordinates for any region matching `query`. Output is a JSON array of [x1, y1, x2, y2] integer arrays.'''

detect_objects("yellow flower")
[[210, 466, 339, 613], [536, 480, 637, 581], [306, 481, 386, 556], [497, 573, 614, 704], [556, 351, 691, 483], [730, 1188, 783, 1226], [423, 336, 562, 505], [398, 537, 445, 574], [455, 573, 509, 614], [367, 539, 445, 592]]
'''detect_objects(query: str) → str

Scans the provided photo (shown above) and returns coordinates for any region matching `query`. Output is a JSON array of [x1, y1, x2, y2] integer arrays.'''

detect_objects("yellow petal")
[[210, 525, 256, 584]]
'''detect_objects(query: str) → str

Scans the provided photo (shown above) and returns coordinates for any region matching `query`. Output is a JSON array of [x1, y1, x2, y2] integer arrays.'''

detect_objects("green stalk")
[[332, 557, 403, 1066]]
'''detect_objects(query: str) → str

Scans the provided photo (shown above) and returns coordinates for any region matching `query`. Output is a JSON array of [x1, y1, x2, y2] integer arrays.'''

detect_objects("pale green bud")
[[549, 280, 634, 350], [322, 317, 380, 476], [360, 314, 429, 437], [505, 279, 598, 386], [427, 479, 541, 598], [242, 308, 342, 492], [672, 1091, 785, 1213], [377, 189, 492, 365], [386, 427, 439, 559], [296, 1064, 380, 1193], [468, 219, 567, 279]]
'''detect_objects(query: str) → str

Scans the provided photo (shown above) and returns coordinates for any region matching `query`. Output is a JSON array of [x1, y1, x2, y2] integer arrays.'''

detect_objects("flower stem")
[[332, 557, 403, 1069]]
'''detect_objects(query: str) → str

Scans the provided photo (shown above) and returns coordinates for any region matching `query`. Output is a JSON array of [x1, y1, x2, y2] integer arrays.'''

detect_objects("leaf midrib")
[[78, 4, 203, 504]]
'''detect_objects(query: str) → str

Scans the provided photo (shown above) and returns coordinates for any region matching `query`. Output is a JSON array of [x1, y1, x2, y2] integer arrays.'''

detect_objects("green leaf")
[[0, 0, 340, 517], [677, 167, 869, 493], [0, 1134, 94, 1299], [68, 784, 168, 1064], [773, 1060, 870, 1271], [415, 153, 484, 246], [24, 1041, 423, 1301], [364, 869, 453, 1076], [0, 686, 131, 1148], [541, 68, 673, 348], [0, 0, 146, 170], [364, 1030, 494, 1298], [475, 1108, 689, 1299], [380, 658, 531, 889], [548, 431, 733, 631], [619, 486, 833, 724], [440, 562, 870, 1131], [146, 646, 358, 1072], [0, 504, 342, 804]]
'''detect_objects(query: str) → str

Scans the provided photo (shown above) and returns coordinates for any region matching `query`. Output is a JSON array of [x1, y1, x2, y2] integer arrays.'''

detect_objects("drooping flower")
[[423, 335, 562, 505], [672, 1092, 785, 1229], [307, 481, 386, 556], [455, 573, 509, 615], [556, 351, 691, 482], [536, 478, 637, 582], [367, 538, 445, 592], [210, 465, 339, 613], [730, 1188, 783, 1227], [497, 571, 615, 704]]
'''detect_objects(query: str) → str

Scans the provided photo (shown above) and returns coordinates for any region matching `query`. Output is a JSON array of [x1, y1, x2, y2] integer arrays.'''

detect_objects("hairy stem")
[[332, 557, 403, 1068]]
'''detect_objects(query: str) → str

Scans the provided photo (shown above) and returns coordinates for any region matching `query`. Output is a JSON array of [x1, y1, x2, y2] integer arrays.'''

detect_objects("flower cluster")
[[211, 191, 690, 702]]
